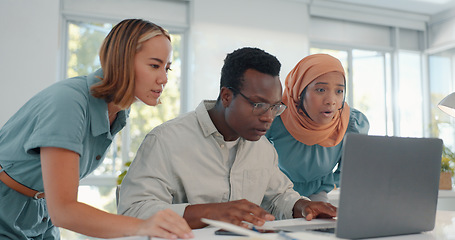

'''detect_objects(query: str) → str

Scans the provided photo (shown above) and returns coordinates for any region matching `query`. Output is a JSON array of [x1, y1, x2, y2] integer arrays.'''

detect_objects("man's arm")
[[293, 199, 337, 220], [183, 199, 275, 229], [261, 145, 337, 220], [118, 134, 189, 219], [118, 133, 276, 229], [260, 146, 305, 219]]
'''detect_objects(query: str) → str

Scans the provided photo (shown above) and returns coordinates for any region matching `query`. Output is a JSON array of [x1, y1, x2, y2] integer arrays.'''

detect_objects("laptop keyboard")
[[309, 227, 336, 234]]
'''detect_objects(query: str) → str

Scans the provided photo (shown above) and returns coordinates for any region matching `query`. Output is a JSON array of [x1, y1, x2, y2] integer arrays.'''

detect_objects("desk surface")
[[153, 210, 455, 240], [327, 189, 455, 211]]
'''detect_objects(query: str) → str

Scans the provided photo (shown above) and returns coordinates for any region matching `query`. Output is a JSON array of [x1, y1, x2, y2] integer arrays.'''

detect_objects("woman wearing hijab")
[[266, 54, 369, 202]]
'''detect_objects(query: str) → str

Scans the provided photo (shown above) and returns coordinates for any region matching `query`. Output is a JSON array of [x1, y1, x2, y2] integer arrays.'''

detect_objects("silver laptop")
[[278, 134, 443, 239]]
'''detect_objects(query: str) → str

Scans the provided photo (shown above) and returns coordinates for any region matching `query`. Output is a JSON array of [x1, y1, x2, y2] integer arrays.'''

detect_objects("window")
[[398, 51, 423, 137], [60, 19, 183, 239], [310, 17, 425, 138], [429, 49, 455, 149], [310, 47, 393, 136], [309, 10, 428, 137], [311, 47, 425, 137], [351, 49, 391, 136]]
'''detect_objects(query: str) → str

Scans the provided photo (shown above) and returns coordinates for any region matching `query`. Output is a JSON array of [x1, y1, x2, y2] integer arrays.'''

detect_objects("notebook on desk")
[[276, 134, 443, 239]]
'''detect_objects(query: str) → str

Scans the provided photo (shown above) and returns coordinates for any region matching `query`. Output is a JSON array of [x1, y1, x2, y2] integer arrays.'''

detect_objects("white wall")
[[187, 0, 310, 110], [0, 0, 310, 126], [0, 0, 60, 127], [428, 9, 455, 52], [2, 0, 450, 126]]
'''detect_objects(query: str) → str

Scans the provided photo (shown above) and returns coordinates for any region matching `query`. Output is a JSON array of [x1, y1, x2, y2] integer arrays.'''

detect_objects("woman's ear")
[[298, 90, 306, 111], [220, 87, 234, 108]]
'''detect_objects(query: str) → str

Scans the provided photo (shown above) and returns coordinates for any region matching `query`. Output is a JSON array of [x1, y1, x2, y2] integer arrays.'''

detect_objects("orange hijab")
[[281, 54, 350, 147]]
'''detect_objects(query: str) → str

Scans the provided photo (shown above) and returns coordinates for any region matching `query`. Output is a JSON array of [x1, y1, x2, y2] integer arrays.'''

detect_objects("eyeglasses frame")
[[226, 87, 287, 116]]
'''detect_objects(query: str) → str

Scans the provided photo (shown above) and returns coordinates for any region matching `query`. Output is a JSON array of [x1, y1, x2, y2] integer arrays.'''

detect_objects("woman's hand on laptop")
[[293, 199, 337, 220]]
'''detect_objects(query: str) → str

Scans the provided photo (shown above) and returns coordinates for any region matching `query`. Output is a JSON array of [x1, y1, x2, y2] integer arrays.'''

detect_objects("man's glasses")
[[227, 87, 287, 117]]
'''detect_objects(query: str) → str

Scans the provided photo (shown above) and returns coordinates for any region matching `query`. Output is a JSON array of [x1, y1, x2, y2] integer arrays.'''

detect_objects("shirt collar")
[[87, 69, 128, 138], [195, 100, 245, 146], [195, 100, 219, 138]]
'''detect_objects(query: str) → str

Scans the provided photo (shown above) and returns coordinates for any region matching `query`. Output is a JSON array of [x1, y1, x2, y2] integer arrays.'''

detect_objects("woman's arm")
[[40, 147, 193, 239]]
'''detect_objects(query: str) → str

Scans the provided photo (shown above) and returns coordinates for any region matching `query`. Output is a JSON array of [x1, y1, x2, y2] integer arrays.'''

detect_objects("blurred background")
[[2, 0, 455, 238]]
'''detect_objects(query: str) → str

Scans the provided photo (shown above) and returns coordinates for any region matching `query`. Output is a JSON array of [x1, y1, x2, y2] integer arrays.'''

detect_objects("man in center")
[[118, 47, 337, 228]]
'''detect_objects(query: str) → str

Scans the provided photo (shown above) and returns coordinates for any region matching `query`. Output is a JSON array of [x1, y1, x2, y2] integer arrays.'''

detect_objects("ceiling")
[[328, 0, 455, 15]]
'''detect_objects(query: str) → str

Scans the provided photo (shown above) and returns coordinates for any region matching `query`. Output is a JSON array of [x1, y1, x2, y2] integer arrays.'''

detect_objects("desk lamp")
[[438, 92, 455, 117]]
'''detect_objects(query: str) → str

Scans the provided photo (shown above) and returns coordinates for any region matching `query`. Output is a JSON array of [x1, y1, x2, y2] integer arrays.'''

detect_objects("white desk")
[[328, 189, 455, 211], [152, 210, 455, 240]]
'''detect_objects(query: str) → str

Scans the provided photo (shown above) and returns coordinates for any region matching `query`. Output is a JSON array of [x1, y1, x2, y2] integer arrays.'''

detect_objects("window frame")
[[310, 25, 427, 138]]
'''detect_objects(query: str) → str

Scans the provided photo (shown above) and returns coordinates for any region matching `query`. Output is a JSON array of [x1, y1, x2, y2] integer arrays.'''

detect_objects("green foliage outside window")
[[442, 146, 455, 176]]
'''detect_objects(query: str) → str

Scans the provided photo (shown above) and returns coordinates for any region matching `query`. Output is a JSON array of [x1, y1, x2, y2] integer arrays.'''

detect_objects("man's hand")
[[183, 199, 275, 229], [293, 199, 337, 220]]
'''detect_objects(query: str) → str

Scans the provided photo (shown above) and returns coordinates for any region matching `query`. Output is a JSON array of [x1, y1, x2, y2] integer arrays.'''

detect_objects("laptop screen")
[[336, 134, 443, 239]]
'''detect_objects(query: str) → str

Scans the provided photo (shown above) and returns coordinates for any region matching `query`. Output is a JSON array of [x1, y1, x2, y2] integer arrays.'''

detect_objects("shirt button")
[[220, 144, 225, 148], [95, 155, 101, 160], [42, 217, 48, 222]]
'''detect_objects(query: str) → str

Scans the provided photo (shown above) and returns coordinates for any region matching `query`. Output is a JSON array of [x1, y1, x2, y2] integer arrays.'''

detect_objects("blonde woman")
[[0, 19, 193, 239]]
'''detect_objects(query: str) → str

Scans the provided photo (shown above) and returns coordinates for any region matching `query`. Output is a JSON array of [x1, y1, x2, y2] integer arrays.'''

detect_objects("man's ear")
[[220, 87, 233, 108]]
